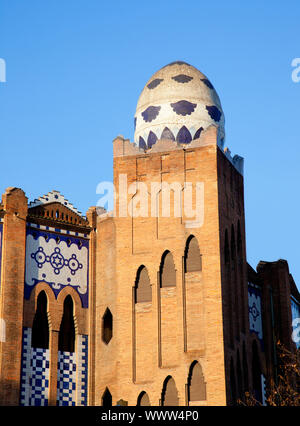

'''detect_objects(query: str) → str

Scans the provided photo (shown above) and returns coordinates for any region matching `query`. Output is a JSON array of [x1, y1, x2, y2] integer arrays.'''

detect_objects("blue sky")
[[0, 0, 299, 287]]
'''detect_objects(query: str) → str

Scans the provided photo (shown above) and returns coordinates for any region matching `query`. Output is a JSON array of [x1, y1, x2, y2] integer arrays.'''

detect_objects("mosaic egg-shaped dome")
[[134, 61, 225, 149]]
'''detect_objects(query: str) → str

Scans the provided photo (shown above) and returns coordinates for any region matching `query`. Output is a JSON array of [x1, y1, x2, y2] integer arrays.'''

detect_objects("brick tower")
[[93, 61, 249, 406]]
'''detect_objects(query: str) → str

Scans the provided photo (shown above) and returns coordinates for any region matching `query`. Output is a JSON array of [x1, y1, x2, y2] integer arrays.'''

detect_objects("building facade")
[[0, 62, 299, 406]]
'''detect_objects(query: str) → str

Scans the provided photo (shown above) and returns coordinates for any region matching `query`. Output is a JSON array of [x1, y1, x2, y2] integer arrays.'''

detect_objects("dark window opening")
[[102, 388, 112, 406], [31, 291, 49, 349], [58, 295, 75, 353], [102, 308, 113, 345]]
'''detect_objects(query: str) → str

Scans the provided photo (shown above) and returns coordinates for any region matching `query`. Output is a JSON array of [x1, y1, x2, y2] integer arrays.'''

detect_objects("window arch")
[[58, 295, 75, 352], [160, 251, 176, 288], [102, 308, 113, 345], [161, 376, 179, 406], [32, 291, 49, 349], [187, 361, 206, 402], [137, 391, 151, 406], [102, 388, 112, 406], [135, 266, 152, 303], [184, 236, 202, 272]]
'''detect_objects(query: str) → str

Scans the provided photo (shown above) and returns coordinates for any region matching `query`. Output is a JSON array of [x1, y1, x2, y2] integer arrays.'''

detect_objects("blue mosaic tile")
[[139, 136, 147, 150], [147, 131, 158, 148], [206, 105, 222, 122], [201, 78, 214, 89], [171, 100, 197, 116], [161, 127, 175, 140], [172, 74, 193, 83], [193, 127, 204, 139], [147, 78, 163, 89], [142, 106, 161, 123], [177, 126, 192, 144]]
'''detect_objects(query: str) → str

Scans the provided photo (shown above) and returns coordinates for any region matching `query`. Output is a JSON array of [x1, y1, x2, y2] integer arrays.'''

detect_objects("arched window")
[[58, 295, 75, 353], [224, 230, 230, 264], [184, 236, 202, 272], [137, 391, 151, 406], [231, 225, 236, 262], [161, 376, 179, 406], [32, 291, 49, 349], [160, 251, 176, 288], [102, 308, 113, 345], [187, 361, 206, 402], [102, 388, 112, 406], [135, 266, 152, 303]]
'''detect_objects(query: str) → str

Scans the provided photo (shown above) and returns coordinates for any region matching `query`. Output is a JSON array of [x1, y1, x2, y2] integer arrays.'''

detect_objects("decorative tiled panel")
[[291, 296, 300, 349], [20, 327, 50, 406], [76, 335, 88, 406], [56, 335, 88, 406], [25, 226, 89, 307], [57, 351, 77, 406], [248, 283, 263, 343]]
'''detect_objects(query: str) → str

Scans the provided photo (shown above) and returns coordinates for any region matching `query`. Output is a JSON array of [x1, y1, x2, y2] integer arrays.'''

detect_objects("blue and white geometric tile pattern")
[[56, 335, 88, 406], [248, 282, 263, 342], [20, 328, 50, 406], [291, 296, 300, 349], [57, 351, 77, 406], [25, 226, 89, 307], [76, 335, 88, 406]]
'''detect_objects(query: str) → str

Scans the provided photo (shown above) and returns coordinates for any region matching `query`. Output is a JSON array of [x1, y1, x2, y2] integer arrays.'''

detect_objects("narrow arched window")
[[160, 251, 176, 288], [135, 266, 152, 303], [137, 391, 151, 406], [102, 308, 113, 344], [58, 295, 75, 352], [184, 235, 201, 272], [161, 376, 179, 406], [102, 388, 112, 406], [231, 225, 236, 261], [187, 361, 206, 402], [32, 291, 49, 349]]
